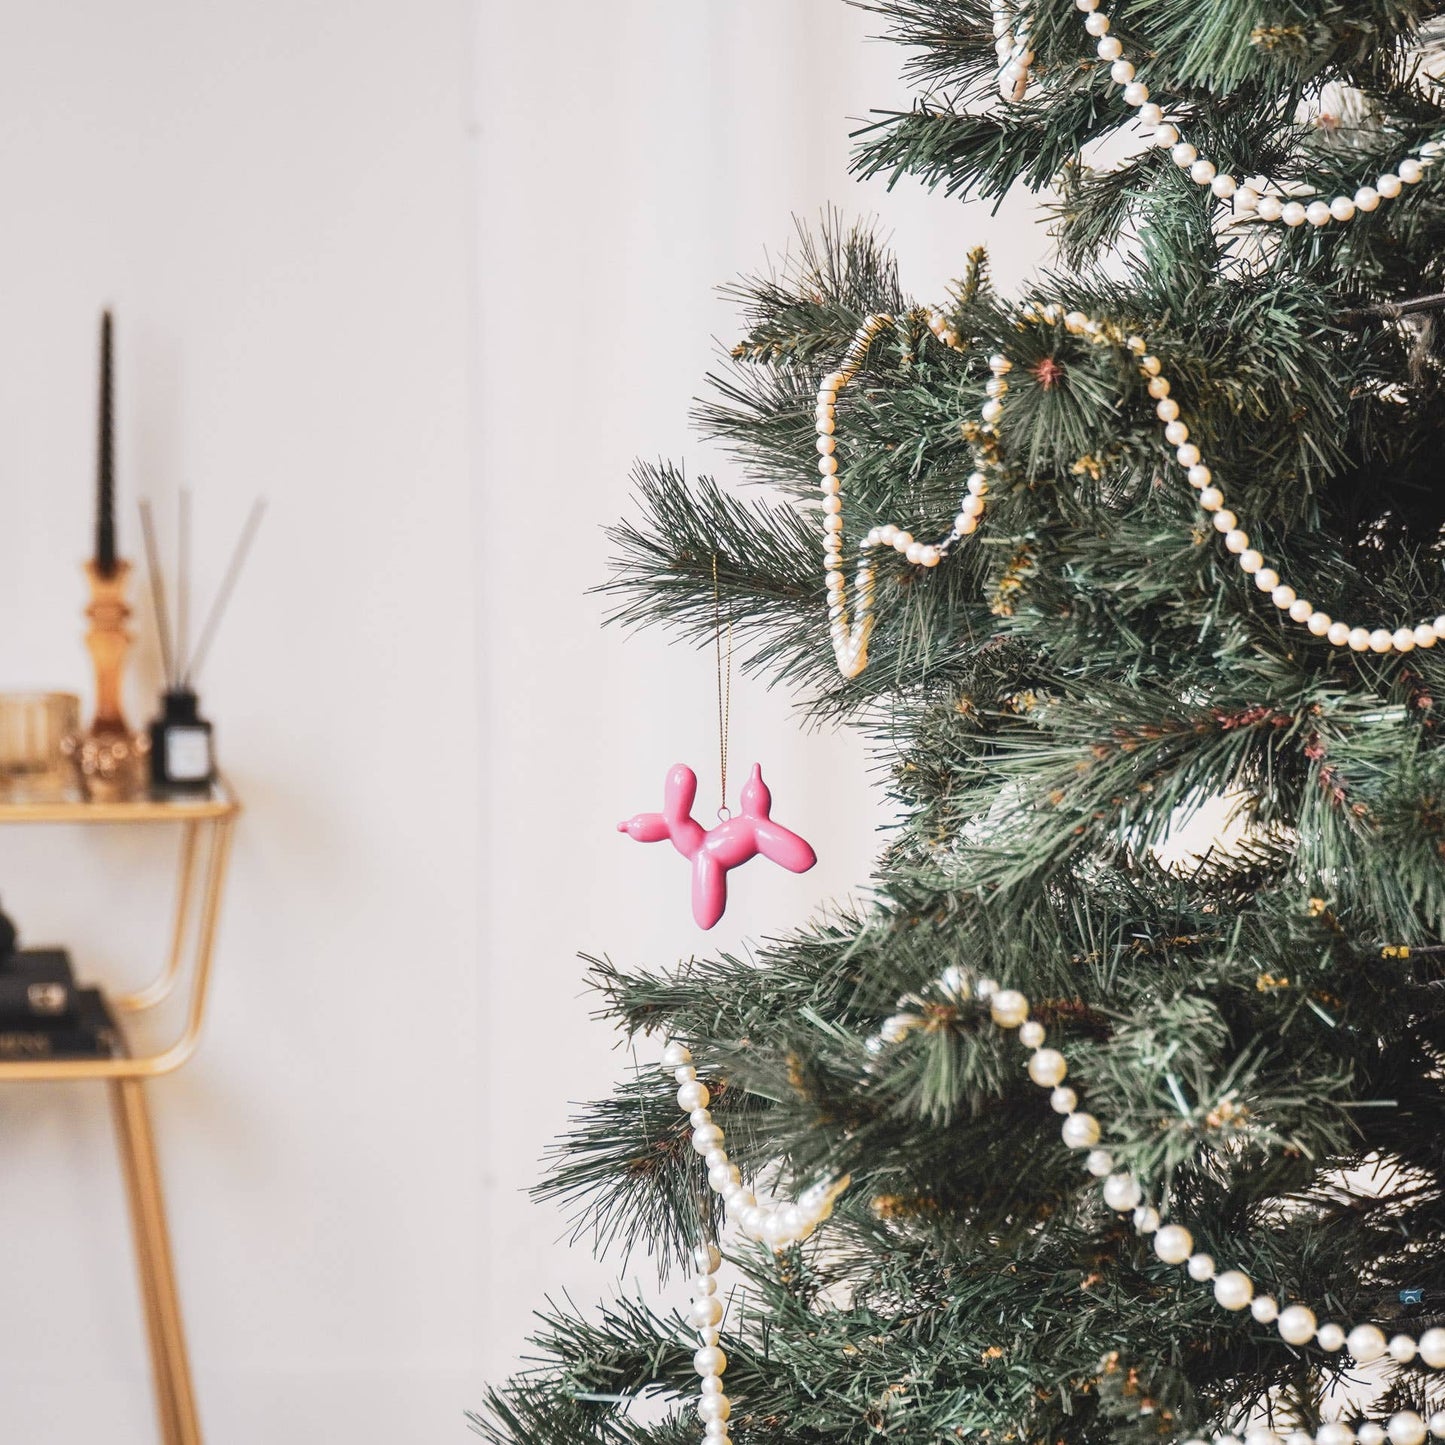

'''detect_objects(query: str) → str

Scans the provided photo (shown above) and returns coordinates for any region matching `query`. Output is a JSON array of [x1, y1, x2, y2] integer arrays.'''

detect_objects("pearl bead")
[[1378, 173, 1403, 197], [690, 1296, 724, 1328], [1085, 1149, 1113, 1177], [1343, 1323, 1386, 1361], [820, 475, 840, 495], [1155, 123, 1179, 147], [1400, 158, 1424, 184], [1306, 200, 1332, 226], [1153, 1224, 1192, 1263], [695, 1243, 722, 1274], [1189, 159, 1217, 185], [1251, 1294, 1278, 1323], [1317, 1322, 1345, 1351], [1435, 615, 1445, 634], [1027, 1048, 1067, 1087], [1138, 102, 1163, 125], [1212, 173, 1238, 198], [1308, 611, 1331, 635], [1124, 82, 1149, 106], [1271, 585, 1296, 609], [1050, 1086, 1078, 1115], [694, 1345, 727, 1377], [1245, 1430, 1280, 1445], [1102, 1173, 1142, 1211], [1257, 195, 1284, 221], [1147, 375, 1170, 399], [1239, 549, 1263, 573], [1318, 1425, 1356, 1445], [1429, 1415, 1445, 1441], [905, 542, 924, 564], [1133, 1206, 1160, 1233], [819, 455, 838, 475], [698, 1395, 731, 1424], [760, 1211, 793, 1247], [1223, 529, 1249, 553], [1097, 36, 1123, 60], [678, 1081, 711, 1111], [1327, 622, 1350, 645], [693, 1274, 718, 1297], [676, 1065, 699, 1084], [1282, 201, 1307, 226], [1061, 1112, 1101, 1148], [1415, 624, 1438, 647], [1187, 464, 1211, 487], [1156, 398, 1180, 421], [693, 1123, 725, 1153], [1394, 627, 1416, 651], [1213, 1270, 1253, 1310], [1370, 628, 1394, 652], [1198, 486, 1224, 510], [1390, 1333, 1418, 1363], [662, 1042, 692, 1069], [1389, 1414, 1427, 1445], [981, 400, 1003, 423], [1019, 1020, 1045, 1048], [1289, 598, 1313, 623], [1140, 354, 1162, 375], [1349, 628, 1372, 651], [1084, 11, 1109, 34], [962, 494, 986, 517], [1417, 1326, 1445, 1367], [989, 989, 1029, 1028], [1355, 185, 1381, 211], [1330, 196, 1356, 221], [1276, 1304, 1317, 1344], [1171, 142, 1198, 168], [1185, 1252, 1215, 1281], [1254, 567, 1280, 592], [1362, 1427, 1388, 1445], [699, 1376, 724, 1397], [1110, 60, 1135, 84], [1235, 185, 1260, 211], [920, 545, 941, 567]]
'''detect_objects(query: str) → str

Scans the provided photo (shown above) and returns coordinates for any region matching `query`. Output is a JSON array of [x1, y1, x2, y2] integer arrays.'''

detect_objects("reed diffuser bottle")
[[139, 491, 264, 793]]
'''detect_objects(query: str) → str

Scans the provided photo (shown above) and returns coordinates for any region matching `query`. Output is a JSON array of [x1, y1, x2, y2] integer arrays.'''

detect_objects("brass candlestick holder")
[[65, 560, 149, 801]]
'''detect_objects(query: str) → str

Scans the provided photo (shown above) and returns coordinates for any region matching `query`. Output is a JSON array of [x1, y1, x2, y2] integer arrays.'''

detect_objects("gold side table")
[[0, 784, 239, 1445]]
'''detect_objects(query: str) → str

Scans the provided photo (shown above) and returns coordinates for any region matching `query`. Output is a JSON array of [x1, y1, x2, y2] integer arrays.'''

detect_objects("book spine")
[[0, 1027, 114, 1059]]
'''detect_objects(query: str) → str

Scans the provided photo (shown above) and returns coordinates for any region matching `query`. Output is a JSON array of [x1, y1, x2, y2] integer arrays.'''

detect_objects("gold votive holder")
[[0, 692, 82, 801]]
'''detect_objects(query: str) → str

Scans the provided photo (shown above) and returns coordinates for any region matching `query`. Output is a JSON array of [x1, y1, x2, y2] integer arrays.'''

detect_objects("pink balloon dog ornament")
[[617, 763, 817, 928]]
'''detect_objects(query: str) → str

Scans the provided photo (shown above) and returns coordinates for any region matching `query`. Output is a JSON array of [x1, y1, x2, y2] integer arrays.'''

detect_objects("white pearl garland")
[[662, 978, 1445, 1445], [998, 0, 1443, 230], [818, 309, 997, 677], [862, 972, 1445, 1404], [818, 304, 1441, 677], [990, 0, 1034, 101]]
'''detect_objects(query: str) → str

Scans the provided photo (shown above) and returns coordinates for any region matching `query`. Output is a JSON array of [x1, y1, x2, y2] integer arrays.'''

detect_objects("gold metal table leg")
[[110, 1078, 203, 1444]]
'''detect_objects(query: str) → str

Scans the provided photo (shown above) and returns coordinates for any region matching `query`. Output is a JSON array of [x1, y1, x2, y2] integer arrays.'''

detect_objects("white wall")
[[0, 2, 1047, 1441]]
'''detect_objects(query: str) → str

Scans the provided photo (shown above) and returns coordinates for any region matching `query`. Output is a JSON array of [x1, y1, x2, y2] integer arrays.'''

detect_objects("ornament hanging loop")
[[712, 553, 732, 815]]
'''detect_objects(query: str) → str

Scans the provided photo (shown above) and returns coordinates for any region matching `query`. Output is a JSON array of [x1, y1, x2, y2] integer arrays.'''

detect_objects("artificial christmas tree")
[[472, 5, 1445, 1445]]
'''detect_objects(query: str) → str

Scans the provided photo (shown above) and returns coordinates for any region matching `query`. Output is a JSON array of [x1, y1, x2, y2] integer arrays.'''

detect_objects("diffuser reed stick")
[[137, 498, 176, 687], [184, 498, 266, 687]]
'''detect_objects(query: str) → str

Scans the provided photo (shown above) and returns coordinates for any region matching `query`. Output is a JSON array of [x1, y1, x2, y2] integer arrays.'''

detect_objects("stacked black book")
[[0, 909, 118, 1059]]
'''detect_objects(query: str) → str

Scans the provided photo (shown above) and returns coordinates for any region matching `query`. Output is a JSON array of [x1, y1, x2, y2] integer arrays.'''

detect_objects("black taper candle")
[[95, 310, 116, 575]]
